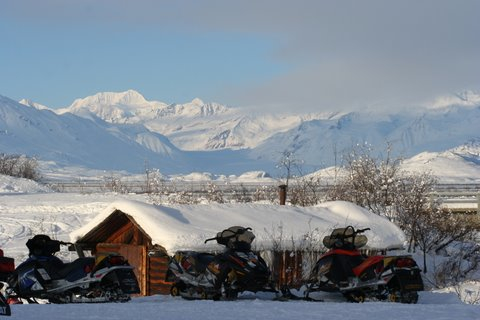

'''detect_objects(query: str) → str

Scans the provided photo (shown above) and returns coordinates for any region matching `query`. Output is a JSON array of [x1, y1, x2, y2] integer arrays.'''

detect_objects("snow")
[[401, 150, 480, 183], [70, 200, 405, 254], [5, 293, 479, 320], [3, 90, 479, 177], [1, 175, 479, 318], [0, 175, 51, 194]]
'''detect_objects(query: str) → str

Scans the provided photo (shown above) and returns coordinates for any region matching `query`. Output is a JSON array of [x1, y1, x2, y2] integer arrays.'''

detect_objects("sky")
[[1, 0, 479, 113]]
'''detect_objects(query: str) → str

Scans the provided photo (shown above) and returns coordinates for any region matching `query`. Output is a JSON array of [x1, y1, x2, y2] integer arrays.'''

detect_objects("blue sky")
[[1, 0, 479, 112]]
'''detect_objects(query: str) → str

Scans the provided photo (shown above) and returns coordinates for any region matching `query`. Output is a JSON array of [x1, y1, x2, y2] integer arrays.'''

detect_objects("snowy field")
[[1, 175, 479, 319], [5, 292, 480, 320]]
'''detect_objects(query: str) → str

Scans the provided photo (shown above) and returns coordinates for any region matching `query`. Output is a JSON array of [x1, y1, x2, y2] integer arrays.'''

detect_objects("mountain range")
[[1, 90, 479, 180]]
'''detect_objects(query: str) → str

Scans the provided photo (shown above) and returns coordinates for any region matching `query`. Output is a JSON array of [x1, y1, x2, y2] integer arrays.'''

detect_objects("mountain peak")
[[191, 98, 204, 106], [18, 99, 49, 110], [70, 90, 148, 108]]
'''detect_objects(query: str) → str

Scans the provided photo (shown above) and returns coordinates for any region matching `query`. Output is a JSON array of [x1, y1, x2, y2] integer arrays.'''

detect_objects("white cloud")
[[3, 0, 480, 112]]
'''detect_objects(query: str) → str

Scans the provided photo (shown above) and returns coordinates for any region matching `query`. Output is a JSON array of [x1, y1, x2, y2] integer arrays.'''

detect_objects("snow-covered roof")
[[70, 200, 406, 254]]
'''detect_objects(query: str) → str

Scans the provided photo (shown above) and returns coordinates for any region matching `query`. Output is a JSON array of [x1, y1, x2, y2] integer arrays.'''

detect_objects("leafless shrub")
[[229, 183, 253, 203], [167, 190, 202, 204], [295, 222, 326, 278], [260, 223, 327, 287], [253, 185, 278, 203], [0, 153, 40, 181], [203, 182, 225, 203], [393, 172, 438, 252], [276, 150, 303, 189], [144, 168, 166, 193], [433, 241, 480, 288], [415, 209, 479, 273], [103, 175, 129, 193], [455, 281, 480, 305], [289, 176, 325, 207], [326, 143, 402, 218]]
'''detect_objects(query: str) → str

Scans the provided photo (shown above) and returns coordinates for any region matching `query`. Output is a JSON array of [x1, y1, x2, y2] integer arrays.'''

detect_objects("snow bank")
[[0, 174, 51, 194], [70, 200, 405, 254]]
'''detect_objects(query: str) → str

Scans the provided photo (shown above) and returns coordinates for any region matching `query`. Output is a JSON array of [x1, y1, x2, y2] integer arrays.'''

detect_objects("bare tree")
[[204, 182, 225, 203], [252, 185, 278, 203], [324, 143, 480, 278], [0, 153, 40, 181], [394, 172, 438, 252], [414, 208, 480, 273], [276, 150, 303, 191], [230, 183, 253, 203], [327, 143, 402, 219], [103, 175, 128, 193], [289, 175, 324, 207]]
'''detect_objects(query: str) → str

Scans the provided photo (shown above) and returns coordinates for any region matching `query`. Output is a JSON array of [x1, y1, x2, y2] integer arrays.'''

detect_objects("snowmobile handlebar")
[[338, 226, 370, 241], [356, 228, 371, 234]]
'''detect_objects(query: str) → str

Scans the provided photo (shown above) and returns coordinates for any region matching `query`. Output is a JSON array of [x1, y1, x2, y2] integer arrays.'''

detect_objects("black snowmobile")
[[5, 235, 140, 303], [166, 226, 276, 300], [303, 226, 423, 303]]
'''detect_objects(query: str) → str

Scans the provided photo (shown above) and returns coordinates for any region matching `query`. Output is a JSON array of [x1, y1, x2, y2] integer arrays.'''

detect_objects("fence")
[[431, 191, 480, 214], [44, 180, 480, 213]]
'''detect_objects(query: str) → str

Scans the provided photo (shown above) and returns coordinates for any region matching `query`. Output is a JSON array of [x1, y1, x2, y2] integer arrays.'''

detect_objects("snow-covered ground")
[[1, 175, 479, 319], [5, 293, 480, 320]]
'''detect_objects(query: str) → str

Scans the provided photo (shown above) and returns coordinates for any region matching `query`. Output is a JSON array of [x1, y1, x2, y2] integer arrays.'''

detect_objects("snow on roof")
[[70, 200, 405, 254]]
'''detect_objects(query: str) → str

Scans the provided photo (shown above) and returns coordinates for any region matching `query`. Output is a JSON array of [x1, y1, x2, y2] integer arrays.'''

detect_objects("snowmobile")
[[5, 234, 140, 303], [304, 226, 423, 303], [0, 249, 14, 315], [166, 226, 276, 300]]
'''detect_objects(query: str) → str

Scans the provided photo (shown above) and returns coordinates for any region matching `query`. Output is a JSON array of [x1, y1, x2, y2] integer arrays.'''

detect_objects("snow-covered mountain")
[[59, 90, 480, 163], [18, 98, 49, 110], [0, 94, 273, 175], [59, 90, 338, 151], [400, 140, 480, 183], [0, 95, 188, 172], [251, 106, 480, 170], [1, 90, 479, 178]]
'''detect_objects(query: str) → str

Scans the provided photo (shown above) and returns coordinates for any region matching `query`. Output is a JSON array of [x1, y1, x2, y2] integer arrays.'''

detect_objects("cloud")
[[3, 0, 480, 112], [198, 0, 480, 112]]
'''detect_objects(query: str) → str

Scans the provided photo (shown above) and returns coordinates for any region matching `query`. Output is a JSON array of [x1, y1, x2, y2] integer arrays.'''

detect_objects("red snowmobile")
[[0, 248, 14, 315], [304, 226, 423, 303]]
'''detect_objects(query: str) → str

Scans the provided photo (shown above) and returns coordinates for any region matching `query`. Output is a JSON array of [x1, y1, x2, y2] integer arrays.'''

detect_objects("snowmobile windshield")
[[214, 226, 255, 247], [26, 234, 61, 257], [322, 227, 368, 249]]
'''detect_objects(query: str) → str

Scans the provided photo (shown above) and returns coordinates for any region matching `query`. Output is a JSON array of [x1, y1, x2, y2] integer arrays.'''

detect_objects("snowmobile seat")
[[56, 257, 96, 282], [192, 253, 215, 273], [29, 255, 66, 280], [329, 251, 364, 283], [352, 255, 384, 278]]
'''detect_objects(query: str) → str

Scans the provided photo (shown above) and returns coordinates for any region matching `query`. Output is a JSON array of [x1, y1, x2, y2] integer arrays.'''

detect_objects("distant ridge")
[[0, 90, 478, 178]]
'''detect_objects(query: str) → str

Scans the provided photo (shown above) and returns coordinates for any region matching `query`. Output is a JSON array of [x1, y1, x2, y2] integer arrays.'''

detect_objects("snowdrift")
[[70, 200, 405, 254]]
